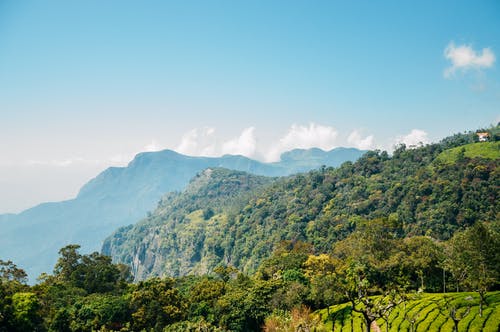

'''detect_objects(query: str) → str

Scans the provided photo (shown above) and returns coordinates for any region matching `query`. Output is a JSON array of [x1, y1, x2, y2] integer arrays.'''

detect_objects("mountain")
[[274, 147, 364, 173], [103, 131, 499, 281], [0, 147, 365, 281], [103, 168, 274, 280]]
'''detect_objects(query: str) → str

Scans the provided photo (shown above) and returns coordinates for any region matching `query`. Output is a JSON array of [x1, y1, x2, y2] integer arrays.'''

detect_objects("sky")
[[1, 0, 499, 213]]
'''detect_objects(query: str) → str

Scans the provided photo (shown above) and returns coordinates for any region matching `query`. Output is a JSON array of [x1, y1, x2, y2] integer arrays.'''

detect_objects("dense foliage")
[[105, 129, 499, 280], [102, 168, 274, 280], [0, 219, 498, 331], [0, 146, 364, 282], [1, 127, 498, 331]]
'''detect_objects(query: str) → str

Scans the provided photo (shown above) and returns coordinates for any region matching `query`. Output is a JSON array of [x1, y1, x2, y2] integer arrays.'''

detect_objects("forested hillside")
[[1, 128, 498, 332], [103, 168, 274, 280], [104, 129, 499, 280], [2, 219, 498, 331], [0, 147, 363, 282]]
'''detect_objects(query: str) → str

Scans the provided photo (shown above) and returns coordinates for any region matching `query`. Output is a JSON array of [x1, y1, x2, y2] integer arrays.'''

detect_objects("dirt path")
[[370, 321, 381, 332]]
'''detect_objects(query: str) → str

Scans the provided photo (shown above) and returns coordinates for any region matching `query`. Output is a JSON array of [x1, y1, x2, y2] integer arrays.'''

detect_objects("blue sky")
[[1, 0, 499, 213]]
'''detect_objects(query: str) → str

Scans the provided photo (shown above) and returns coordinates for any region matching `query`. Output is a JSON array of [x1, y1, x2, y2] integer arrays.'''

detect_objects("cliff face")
[[102, 168, 274, 280]]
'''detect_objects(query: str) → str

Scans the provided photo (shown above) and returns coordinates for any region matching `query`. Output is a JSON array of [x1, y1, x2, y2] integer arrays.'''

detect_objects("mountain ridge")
[[103, 132, 499, 281], [0, 147, 365, 281]]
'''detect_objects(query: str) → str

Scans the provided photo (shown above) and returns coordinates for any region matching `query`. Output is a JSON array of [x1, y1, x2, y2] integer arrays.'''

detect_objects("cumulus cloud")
[[174, 123, 340, 162], [444, 42, 495, 78], [264, 123, 339, 162], [175, 127, 258, 157], [221, 127, 257, 157], [395, 129, 429, 148], [176, 127, 217, 156], [347, 130, 374, 150], [281, 123, 338, 150]]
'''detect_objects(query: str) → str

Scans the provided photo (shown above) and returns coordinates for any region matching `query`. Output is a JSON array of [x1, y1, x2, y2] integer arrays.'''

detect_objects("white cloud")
[[175, 123, 340, 162], [221, 127, 257, 157], [176, 129, 200, 155], [347, 130, 374, 150], [176, 127, 217, 156], [175, 127, 257, 158], [264, 123, 339, 162], [281, 123, 339, 150], [444, 42, 495, 78], [144, 139, 162, 152], [395, 129, 429, 148]]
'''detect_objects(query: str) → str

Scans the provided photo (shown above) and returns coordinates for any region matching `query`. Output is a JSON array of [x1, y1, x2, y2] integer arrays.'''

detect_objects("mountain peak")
[[279, 147, 327, 161], [129, 149, 184, 165], [1, 146, 364, 281], [279, 147, 365, 162]]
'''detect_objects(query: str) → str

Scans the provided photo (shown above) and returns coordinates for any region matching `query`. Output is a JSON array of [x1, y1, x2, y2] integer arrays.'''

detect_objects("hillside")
[[435, 141, 499, 164], [104, 129, 499, 280], [0, 148, 364, 281], [318, 292, 500, 332], [103, 168, 274, 279]]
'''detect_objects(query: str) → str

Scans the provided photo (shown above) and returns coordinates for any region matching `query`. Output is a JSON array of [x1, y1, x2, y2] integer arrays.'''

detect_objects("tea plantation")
[[318, 292, 500, 332]]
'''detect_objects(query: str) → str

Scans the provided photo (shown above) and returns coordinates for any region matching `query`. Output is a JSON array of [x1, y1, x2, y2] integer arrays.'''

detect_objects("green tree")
[[186, 276, 225, 323], [49, 308, 72, 332], [213, 265, 238, 283], [332, 219, 408, 332], [53, 244, 130, 294], [0, 261, 29, 331], [0, 260, 27, 284], [74, 252, 123, 293], [256, 241, 311, 281], [0, 281, 15, 331], [34, 273, 86, 330], [401, 236, 444, 291], [130, 277, 185, 331], [340, 262, 404, 332], [70, 293, 130, 331], [53, 244, 82, 283], [304, 254, 339, 310], [11, 292, 43, 331], [445, 222, 499, 316]]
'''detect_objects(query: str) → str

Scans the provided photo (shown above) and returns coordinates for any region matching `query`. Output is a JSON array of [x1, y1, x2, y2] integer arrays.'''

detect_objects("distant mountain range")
[[0, 147, 365, 281]]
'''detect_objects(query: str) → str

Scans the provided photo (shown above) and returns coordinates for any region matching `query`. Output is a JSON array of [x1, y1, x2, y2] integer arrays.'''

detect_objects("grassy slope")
[[435, 141, 500, 164], [317, 292, 500, 332]]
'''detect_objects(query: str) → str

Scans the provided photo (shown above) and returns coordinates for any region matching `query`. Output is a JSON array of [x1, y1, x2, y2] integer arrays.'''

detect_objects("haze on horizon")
[[1, 0, 499, 213]]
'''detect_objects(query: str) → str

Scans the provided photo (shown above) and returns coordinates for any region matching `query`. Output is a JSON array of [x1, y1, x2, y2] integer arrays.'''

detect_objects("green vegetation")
[[435, 141, 500, 164], [102, 168, 274, 280], [0, 217, 498, 331], [0, 217, 499, 331], [0, 126, 498, 331], [0, 146, 364, 282], [105, 127, 499, 281], [318, 292, 500, 332]]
